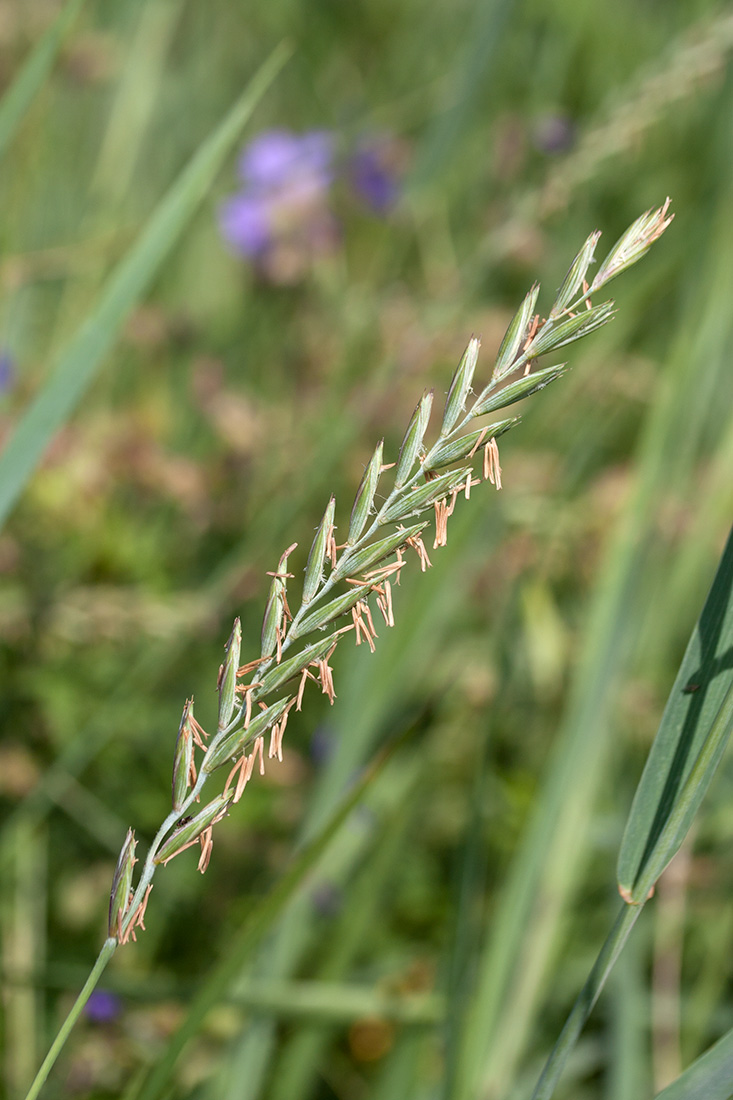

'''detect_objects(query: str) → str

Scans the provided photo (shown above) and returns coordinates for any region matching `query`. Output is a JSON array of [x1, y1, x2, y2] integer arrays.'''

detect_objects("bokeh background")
[[1, 2, 733, 1099]]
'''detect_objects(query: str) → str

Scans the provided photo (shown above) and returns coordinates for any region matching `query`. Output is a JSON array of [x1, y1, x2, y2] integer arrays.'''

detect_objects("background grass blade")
[[201, 513, 500, 1100], [653, 1026, 733, 1100], [0, 41, 290, 532], [530, 904, 643, 1100], [617, 528, 733, 901], [529, 528, 733, 1098], [453, 147, 733, 1099], [409, 0, 513, 190], [7, 6, 733, 1098], [0, 0, 86, 160]]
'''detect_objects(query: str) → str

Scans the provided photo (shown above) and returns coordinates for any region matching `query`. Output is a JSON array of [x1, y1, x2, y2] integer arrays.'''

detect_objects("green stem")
[[531, 902, 643, 1100], [23, 936, 117, 1100]]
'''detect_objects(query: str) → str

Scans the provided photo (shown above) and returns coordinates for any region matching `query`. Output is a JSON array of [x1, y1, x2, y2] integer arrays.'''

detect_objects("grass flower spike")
[[104, 198, 671, 941], [25, 201, 672, 1100]]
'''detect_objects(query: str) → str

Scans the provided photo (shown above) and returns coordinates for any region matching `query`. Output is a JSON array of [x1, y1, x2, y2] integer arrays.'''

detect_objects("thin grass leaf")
[[348, 441, 384, 544], [379, 467, 471, 524], [0, 42, 291, 532], [471, 365, 567, 418], [88, 0, 180, 205], [333, 523, 428, 581], [525, 301, 615, 358], [303, 498, 336, 604], [530, 905, 643, 1100], [395, 392, 433, 488], [264, 769, 423, 1100], [425, 418, 518, 471], [617, 527, 733, 902], [442, 339, 480, 435], [294, 583, 374, 638], [226, 512, 497, 1100], [550, 231, 601, 317], [0, 0, 85, 160], [454, 194, 701, 1100], [408, 0, 512, 187], [493, 284, 539, 379]]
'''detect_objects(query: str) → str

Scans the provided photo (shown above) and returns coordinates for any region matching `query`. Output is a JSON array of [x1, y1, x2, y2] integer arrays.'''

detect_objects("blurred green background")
[[1, 2, 733, 1099]]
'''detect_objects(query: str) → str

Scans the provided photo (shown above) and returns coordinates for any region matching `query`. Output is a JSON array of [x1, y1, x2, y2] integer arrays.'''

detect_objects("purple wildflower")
[[84, 990, 121, 1023], [220, 129, 337, 273], [0, 351, 14, 393], [219, 128, 406, 278], [310, 725, 335, 765], [350, 139, 402, 213], [532, 114, 576, 156], [238, 129, 334, 192], [219, 193, 272, 257]]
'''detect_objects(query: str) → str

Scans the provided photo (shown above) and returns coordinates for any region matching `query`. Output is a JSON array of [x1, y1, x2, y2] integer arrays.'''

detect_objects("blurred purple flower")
[[311, 881, 343, 918], [532, 114, 576, 156], [350, 140, 401, 212], [219, 193, 272, 257], [310, 725, 335, 765], [219, 128, 406, 280], [85, 990, 121, 1023], [220, 129, 336, 268], [0, 351, 14, 393], [238, 129, 334, 192]]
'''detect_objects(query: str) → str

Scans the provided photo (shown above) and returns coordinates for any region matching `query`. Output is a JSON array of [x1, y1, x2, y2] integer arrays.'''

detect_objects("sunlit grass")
[[1, 4, 733, 1100]]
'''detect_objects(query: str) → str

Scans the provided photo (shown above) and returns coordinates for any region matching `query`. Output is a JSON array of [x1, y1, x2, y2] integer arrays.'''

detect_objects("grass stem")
[[531, 903, 643, 1100], [23, 937, 117, 1100]]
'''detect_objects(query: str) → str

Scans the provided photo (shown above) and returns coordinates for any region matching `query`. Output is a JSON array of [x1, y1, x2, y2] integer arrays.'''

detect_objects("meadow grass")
[[1, 4, 733, 1100]]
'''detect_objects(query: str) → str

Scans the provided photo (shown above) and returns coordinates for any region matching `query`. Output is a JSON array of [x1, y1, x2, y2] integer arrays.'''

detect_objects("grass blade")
[[530, 905, 643, 1100], [454, 175, 733, 1100], [617, 527, 733, 901], [653, 1026, 733, 1100], [0, 0, 85, 160], [0, 41, 291, 532]]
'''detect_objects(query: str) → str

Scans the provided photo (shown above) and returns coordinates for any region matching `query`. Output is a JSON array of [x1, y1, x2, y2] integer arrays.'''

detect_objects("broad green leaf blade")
[[0, 42, 291, 532], [654, 1026, 733, 1100], [617, 526, 733, 900], [634, 681, 733, 900], [0, 0, 85, 160]]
